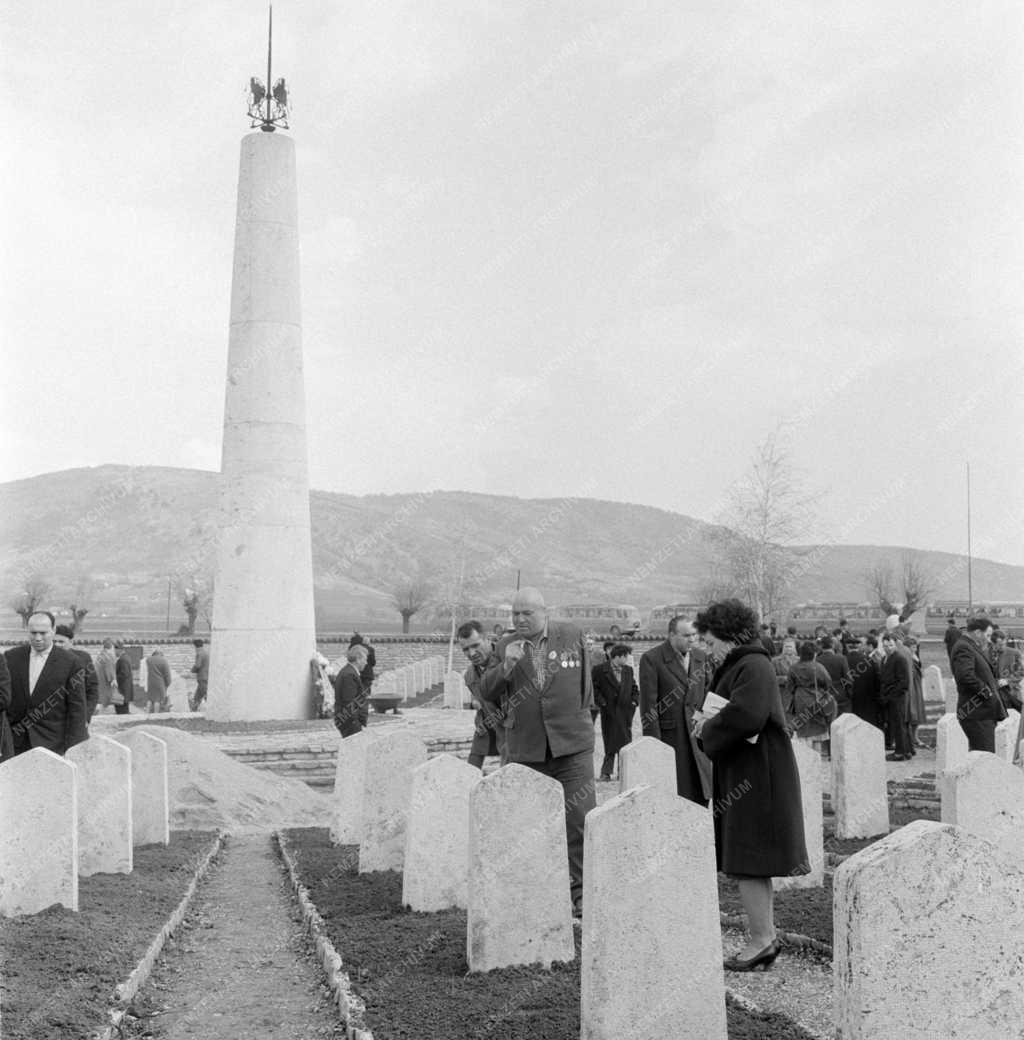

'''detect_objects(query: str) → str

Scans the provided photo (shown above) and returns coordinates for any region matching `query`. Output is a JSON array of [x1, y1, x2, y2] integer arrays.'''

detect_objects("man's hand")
[[503, 641, 525, 675]]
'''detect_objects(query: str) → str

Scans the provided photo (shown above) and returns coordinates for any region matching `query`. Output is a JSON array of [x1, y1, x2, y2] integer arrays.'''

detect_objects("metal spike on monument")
[[207, 7, 316, 721]]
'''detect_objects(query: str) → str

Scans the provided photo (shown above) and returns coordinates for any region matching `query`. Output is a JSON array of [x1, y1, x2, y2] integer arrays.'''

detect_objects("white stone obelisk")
[[207, 129, 316, 720]]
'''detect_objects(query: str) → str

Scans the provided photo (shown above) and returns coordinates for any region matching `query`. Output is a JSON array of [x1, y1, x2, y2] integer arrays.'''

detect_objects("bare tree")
[[67, 576, 97, 633], [899, 552, 934, 619], [10, 575, 52, 628], [863, 553, 935, 621], [864, 561, 898, 616], [391, 576, 434, 634], [702, 434, 814, 622]]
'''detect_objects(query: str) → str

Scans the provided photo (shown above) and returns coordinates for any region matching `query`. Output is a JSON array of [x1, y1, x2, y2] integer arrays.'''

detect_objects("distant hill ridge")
[[1, 466, 1020, 619]]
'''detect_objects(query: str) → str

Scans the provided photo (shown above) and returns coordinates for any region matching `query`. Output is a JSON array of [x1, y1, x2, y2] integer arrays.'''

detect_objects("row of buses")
[[462, 600, 1024, 638]]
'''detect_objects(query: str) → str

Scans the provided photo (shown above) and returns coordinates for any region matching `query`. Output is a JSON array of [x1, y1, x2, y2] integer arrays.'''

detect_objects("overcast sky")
[[3, 1, 1023, 569]]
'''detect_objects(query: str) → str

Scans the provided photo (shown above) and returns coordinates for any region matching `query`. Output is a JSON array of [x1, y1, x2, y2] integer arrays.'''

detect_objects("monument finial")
[[246, 5, 290, 132]]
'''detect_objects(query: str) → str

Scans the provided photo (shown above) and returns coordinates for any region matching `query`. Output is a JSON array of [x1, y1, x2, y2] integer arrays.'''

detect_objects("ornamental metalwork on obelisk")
[[207, 7, 317, 720]]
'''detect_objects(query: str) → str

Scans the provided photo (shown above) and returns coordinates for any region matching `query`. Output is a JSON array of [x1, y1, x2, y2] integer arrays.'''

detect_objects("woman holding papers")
[[691, 599, 808, 973]]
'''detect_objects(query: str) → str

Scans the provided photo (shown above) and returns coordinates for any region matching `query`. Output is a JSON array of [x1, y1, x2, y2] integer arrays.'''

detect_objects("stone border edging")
[[93, 830, 226, 1040], [274, 830, 374, 1040], [720, 912, 833, 959]]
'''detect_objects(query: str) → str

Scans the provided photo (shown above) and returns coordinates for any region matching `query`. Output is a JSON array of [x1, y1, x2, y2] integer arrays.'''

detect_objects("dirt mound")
[[129, 726, 332, 833]]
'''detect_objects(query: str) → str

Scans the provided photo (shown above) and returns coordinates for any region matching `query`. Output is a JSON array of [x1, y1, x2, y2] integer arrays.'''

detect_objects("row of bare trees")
[[8, 573, 213, 635]]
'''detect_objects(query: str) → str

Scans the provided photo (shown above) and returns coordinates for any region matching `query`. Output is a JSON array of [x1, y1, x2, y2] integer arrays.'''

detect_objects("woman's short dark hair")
[[694, 599, 759, 644], [798, 640, 816, 662]]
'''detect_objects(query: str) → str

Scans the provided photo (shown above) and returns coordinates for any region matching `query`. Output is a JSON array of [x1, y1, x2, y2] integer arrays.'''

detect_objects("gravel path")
[[123, 834, 343, 1039]]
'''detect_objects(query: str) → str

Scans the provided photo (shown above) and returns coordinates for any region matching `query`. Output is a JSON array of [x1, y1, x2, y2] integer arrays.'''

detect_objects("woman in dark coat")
[[692, 599, 808, 973]]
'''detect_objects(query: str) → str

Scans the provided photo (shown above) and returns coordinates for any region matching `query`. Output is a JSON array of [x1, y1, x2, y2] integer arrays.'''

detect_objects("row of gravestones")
[[332, 720, 1024, 1037], [373, 655, 447, 700], [0, 731, 171, 917]]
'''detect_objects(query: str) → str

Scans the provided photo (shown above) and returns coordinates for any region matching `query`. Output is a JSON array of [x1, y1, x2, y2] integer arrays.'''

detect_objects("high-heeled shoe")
[[723, 940, 780, 972]]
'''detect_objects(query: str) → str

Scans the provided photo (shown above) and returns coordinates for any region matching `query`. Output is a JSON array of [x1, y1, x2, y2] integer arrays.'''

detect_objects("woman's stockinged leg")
[[736, 877, 776, 955]]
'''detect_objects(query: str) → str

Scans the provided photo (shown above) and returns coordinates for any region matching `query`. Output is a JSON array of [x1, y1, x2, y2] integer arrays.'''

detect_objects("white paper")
[[701, 690, 759, 744]]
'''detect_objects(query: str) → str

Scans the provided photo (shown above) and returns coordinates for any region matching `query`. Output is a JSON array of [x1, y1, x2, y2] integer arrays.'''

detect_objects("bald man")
[[477, 587, 595, 916]]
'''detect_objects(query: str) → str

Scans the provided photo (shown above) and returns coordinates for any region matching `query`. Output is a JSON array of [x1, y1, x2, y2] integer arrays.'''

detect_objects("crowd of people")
[[0, 612, 212, 759]]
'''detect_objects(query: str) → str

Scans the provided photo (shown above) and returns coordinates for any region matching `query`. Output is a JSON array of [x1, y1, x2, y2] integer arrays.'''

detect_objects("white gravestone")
[[66, 735, 133, 876], [467, 764, 575, 972], [113, 730, 170, 846], [402, 755, 481, 911], [944, 670, 958, 715], [618, 736, 676, 796], [331, 728, 375, 845], [0, 749, 79, 915], [774, 737, 823, 890], [940, 751, 1024, 867], [581, 785, 727, 1040], [359, 728, 427, 872], [397, 668, 409, 699], [922, 664, 945, 705], [444, 670, 468, 709], [935, 713, 969, 775], [831, 714, 889, 839], [995, 709, 1020, 764], [834, 820, 1024, 1039]]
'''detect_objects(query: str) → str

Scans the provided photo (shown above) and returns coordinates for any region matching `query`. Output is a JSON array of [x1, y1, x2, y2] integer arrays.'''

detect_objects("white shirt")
[[29, 644, 54, 693]]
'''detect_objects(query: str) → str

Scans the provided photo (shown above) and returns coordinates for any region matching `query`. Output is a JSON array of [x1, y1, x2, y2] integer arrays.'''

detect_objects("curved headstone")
[[581, 784, 726, 1040], [402, 754, 481, 911], [467, 764, 574, 971], [940, 750, 1024, 866], [0, 749, 78, 915], [618, 736, 675, 796], [331, 728, 375, 845], [834, 820, 1024, 1038], [831, 714, 888, 838], [358, 728, 427, 872], [113, 730, 169, 846], [67, 734, 133, 875]]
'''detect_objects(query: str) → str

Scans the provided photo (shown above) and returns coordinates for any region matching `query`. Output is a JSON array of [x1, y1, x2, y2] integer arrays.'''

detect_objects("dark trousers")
[[525, 747, 595, 907], [114, 703, 130, 715], [959, 718, 996, 753], [886, 695, 911, 756]]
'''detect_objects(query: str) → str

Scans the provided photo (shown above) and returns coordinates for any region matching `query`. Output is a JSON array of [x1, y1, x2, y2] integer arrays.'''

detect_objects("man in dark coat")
[[458, 620, 505, 768], [3, 611, 87, 756], [879, 633, 913, 760], [54, 623, 99, 722], [846, 636, 883, 729], [477, 587, 594, 915], [951, 617, 1006, 752], [348, 633, 376, 697], [638, 616, 712, 805], [817, 636, 852, 715], [943, 617, 961, 662], [114, 642, 134, 715], [592, 644, 639, 780], [334, 644, 369, 738]]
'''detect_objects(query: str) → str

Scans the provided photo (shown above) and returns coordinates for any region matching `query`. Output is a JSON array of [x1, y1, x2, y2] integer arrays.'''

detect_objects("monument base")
[[205, 628, 316, 721]]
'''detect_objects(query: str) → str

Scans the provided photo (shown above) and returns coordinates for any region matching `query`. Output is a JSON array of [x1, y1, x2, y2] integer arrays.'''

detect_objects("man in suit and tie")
[[333, 644, 369, 738], [3, 611, 87, 756], [477, 587, 595, 916], [592, 643, 639, 781], [639, 615, 712, 806], [54, 623, 99, 721], [952, 616, 1007, 752]]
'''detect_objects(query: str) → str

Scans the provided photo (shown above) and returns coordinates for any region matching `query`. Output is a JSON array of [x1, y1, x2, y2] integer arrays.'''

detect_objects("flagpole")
[[966, 461, 973, 611]]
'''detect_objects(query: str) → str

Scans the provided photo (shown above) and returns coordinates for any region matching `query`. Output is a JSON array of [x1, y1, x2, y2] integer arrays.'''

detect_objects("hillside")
[[1, 466, 1021, 631]]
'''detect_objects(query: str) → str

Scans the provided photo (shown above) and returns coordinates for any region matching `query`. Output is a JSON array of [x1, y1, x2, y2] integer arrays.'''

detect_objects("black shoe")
[[886, 753, 910, 761], [724, 941, 779, 972]]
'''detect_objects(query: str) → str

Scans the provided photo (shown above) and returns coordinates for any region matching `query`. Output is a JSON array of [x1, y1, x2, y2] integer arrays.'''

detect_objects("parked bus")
[[646, 604, 704, 636], [552, 604, 643, 638]]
